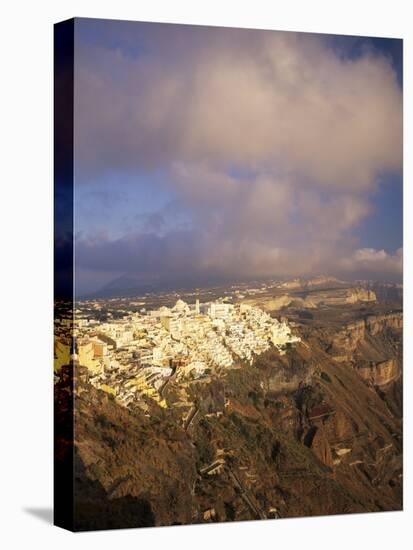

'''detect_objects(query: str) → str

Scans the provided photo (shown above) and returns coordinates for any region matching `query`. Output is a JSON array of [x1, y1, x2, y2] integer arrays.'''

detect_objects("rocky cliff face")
[[366, 313, 403, 335], [331, 320, 366, 360], [330, 312, 403, 387], [307, 287, 376, 307], [357, 359, 399, 386], [247, 287, 376, 312]]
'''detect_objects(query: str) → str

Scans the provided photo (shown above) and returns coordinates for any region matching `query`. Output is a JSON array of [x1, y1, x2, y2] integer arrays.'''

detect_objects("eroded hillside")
[[55, 287, 403, 530]]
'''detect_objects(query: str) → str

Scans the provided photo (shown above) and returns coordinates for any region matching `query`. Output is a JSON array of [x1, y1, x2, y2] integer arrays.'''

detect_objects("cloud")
[[76, 230, 201, 276], [75, 27, 402, 189], [339, 247, 403, 276], [73, 24, 402, 291]]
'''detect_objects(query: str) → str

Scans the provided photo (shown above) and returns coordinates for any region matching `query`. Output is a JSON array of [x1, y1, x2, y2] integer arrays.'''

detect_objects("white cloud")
[[340, 247, 403, 275]]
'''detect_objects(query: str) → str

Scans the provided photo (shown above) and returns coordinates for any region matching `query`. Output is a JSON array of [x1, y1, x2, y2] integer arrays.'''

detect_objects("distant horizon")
[[75, 271, 403, 301]]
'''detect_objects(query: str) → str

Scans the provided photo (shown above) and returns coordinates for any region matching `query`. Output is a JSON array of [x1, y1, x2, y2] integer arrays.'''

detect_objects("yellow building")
[[54, 338, 71, 372], [77, 339, 102, 375]]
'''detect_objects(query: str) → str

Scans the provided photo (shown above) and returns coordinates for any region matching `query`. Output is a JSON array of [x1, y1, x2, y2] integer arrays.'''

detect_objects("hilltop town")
[[54, 278, 403, 528], [55, 297, 300, 413]]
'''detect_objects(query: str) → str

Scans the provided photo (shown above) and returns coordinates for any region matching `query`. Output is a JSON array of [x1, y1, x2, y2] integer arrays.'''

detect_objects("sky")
[[72, 18, 403, 296]]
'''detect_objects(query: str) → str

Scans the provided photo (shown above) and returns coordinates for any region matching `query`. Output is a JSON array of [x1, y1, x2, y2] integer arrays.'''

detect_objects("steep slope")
[[55, 310, 402, 529]]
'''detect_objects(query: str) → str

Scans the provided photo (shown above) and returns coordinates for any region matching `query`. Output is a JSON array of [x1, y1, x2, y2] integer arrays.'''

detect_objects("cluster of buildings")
[[54, 298, 300, 411]]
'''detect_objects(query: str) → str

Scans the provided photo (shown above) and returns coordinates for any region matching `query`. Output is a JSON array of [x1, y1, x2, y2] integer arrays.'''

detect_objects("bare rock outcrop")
[[331, 312, 402, 367], [358, 359, 400, 386], [246, 287, 376, 312]]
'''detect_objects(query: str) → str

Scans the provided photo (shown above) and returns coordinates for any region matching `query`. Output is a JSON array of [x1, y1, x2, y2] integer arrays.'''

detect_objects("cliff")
[[366, 313, 403, 335], [357, 359, 399, 386], [331, 312, 402, 384], [55, 304, 402, 529], [244, 287, 376, 311]]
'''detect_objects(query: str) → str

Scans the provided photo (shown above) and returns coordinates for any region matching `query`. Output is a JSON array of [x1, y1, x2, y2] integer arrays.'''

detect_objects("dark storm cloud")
[[76, 230, 201, 275]]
